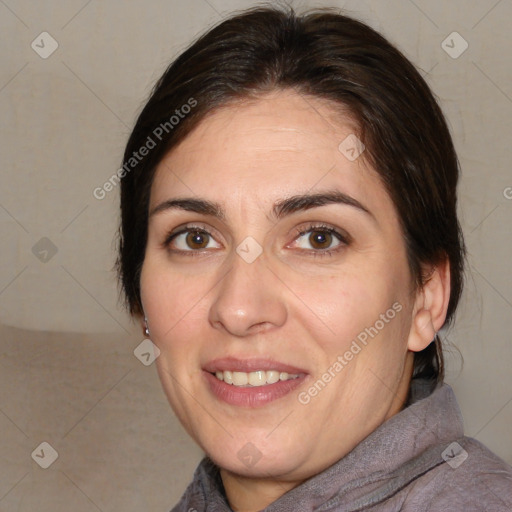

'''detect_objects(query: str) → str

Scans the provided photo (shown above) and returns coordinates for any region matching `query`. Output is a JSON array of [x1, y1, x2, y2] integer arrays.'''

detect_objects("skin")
[[139, 89, 450, 512]]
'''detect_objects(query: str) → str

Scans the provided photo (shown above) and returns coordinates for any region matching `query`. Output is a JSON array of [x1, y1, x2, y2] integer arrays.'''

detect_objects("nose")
[[208, 249, 287, 337]]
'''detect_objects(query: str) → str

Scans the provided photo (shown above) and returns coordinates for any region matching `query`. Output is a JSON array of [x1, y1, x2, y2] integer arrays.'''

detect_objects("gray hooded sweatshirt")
[[170, 379, 512, 511]]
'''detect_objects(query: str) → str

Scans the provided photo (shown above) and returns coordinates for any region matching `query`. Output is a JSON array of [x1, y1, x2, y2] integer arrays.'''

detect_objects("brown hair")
[[117, 6, 466, 389]]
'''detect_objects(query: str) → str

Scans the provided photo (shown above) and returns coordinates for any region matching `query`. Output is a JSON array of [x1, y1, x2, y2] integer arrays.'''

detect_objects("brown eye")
[[291, 224, 350, 258], [186, 231, 210, 249], [308, 230, 333, 250], [164, 226, 222, 253]]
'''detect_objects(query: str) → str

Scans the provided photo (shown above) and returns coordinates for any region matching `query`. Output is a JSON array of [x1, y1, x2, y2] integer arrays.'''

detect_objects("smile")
[[203, 357, 308, 407], [214, 370, 301, 387]]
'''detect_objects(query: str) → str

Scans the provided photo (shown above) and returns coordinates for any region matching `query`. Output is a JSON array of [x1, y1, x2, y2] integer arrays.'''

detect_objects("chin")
[[203, 432, 308, 480]]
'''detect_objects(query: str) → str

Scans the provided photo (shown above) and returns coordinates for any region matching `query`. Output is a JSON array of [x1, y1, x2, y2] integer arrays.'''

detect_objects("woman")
[[117, 6, 512, 511]]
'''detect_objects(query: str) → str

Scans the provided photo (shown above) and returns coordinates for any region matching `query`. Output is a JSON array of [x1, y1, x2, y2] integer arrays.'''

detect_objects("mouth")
[[212, 370, 300, 387], [203, 357, 308, 407]]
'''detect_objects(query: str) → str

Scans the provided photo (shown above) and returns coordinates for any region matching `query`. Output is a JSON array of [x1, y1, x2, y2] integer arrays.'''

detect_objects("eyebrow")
[[149, 190, 374, 222]]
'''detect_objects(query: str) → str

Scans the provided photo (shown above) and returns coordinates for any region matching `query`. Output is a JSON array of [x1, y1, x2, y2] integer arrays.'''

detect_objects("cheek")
[[304, 271, 413, 390], [139, 258, 210, 351], [140, 261, 208, 423], [298, 268, 400, 347]]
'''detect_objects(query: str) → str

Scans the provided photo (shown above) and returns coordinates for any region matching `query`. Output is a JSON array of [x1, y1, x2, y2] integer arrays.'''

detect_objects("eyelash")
[[293, 223, 350, 258], [163, 222, 350, 258]]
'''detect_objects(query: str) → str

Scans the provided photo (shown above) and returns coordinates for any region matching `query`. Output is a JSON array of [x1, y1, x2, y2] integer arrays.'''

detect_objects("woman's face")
[[140, 90, 420, 481]]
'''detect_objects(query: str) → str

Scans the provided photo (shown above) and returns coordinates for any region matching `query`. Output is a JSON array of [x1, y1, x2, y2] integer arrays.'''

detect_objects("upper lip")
[[203, 357, 308, 374]]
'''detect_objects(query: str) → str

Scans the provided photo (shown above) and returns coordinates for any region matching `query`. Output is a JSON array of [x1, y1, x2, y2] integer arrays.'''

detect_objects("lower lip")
[[203, 371, 306, 407]]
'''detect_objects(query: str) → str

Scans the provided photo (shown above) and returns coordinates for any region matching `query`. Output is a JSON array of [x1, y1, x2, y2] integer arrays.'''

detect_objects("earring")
[[144, 317, 150, 337]]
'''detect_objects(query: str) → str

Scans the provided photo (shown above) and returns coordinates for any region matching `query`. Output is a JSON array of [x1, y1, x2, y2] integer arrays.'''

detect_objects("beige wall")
[[0, 0, 511, 510]]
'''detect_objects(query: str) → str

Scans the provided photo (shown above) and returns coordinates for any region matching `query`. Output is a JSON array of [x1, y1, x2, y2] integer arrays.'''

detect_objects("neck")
[[220, 469, 301, 512]]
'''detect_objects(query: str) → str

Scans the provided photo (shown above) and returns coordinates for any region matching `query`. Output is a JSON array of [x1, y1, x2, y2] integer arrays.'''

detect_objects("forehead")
[[150, 90, 392, 219]]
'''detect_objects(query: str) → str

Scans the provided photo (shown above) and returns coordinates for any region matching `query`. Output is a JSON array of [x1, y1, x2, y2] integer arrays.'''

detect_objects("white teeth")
[[266, 370, 280, 384], [232, 372, 248, 386], [248, 370, 266, 386], [213, 370, 300, 387]]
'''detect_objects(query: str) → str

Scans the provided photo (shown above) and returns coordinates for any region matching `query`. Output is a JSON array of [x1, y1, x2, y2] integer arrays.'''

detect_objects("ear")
[[138, 302, 148, 337], [139, 316, 147, 337], [407, 258, 451, 352]]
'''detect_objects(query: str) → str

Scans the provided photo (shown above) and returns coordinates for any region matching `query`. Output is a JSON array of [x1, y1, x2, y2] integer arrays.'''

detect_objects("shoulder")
[[413, 436, 512, 511], [169, 457, 222, 512]]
